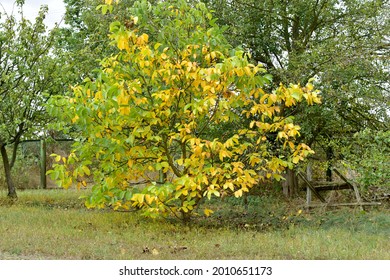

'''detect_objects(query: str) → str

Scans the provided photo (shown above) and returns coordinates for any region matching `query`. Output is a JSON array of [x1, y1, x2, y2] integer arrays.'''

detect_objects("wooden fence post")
[[306, 163, 313, 206], [40, 139, 47, 189]]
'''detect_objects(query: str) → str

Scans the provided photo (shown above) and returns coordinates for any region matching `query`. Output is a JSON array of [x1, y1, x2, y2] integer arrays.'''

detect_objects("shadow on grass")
[[192, 194, 390, 237]]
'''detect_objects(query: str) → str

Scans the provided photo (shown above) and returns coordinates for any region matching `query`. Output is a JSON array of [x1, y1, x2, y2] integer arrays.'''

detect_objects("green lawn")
[[0, 189, 389, 260]]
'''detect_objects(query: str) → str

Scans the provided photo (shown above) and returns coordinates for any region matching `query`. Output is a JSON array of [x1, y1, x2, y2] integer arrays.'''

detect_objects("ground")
[[0, 189, 389, 260]]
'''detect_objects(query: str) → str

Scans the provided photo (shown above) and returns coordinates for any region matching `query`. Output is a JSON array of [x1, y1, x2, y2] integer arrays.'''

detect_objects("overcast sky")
[[0, 0, 66, 28]]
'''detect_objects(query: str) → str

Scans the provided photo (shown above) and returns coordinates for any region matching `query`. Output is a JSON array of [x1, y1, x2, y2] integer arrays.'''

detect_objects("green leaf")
[[110, 21, 121, 33], [82, 165, 91, 176]]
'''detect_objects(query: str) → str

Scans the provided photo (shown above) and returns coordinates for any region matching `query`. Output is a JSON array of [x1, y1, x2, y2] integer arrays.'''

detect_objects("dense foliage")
[[342, 129, 390, 190], [1, 0, 387, 212], [204, 0, 389, 189], [48, 0, 320, 220]]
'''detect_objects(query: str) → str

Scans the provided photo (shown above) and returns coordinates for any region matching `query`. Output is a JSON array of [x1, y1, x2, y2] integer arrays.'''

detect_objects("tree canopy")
[[1, 0, 386, 212], [48, 0, 321, 220], [0, 3, 62, 197]]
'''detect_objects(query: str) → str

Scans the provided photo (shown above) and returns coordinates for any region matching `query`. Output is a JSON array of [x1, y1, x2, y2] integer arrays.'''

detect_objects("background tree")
[[48, 0, 320, 221], [0, 3, 62, 197], [203, 0, 389, 194], [339, 128, 389, 201], [56, 0, 113, 84], [57, 0, 160, 85]]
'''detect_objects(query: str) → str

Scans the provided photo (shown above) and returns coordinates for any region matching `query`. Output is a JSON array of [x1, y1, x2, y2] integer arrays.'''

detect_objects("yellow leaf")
[[269, 93, 277, 103], [234, 189, 243, 197], [145, 194, 154, 205], [219, 150, 231, 161], [119, 107, 130, 115], [273, 174, 283, 181], [204, 208, 214, 217], [95, 91, 103, 100], [223, 182, 234, 191], [137, 33, 149, 45], [117, 93, 129, 105], [131, 193, 145, 204], [277, 131, 287, 140], [117, 35, 129, 50], [292, 156, 301, 164], [244, 66, 252, 76], [71, 115, 79, 123], [235, 68, 244, 77]]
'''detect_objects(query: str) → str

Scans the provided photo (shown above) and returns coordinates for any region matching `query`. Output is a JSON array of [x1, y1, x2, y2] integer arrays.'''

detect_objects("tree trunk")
[[283, 169, 299, 198], [326, 146, 333, 182], [10, 127, 23, 169], [0, 144, 17, 198]]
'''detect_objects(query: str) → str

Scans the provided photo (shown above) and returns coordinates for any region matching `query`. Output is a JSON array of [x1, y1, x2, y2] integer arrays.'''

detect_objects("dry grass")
[[0, 189, 389, 260]]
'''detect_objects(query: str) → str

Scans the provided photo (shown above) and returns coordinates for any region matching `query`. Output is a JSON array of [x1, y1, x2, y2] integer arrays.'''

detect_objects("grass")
[[0, 189, 389, 260]]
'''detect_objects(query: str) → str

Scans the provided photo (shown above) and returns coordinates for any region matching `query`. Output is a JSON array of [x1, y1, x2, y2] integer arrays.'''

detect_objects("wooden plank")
[[297, 171, 326, 203], [314, 183, 351, 191], [305, 202, 382, 208], [313, 181, 350, 187]]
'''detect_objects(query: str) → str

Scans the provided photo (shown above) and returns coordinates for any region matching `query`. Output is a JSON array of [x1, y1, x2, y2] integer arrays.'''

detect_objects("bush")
[[342, 129, 390, 194]]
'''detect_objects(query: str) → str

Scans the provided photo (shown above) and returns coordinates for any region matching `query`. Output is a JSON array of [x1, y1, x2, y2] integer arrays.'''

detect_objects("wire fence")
[[0, 139, 73, 190]]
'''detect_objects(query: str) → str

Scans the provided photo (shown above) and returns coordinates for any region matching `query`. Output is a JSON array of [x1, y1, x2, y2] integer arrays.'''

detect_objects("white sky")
[[0, 0, 66, 28]]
